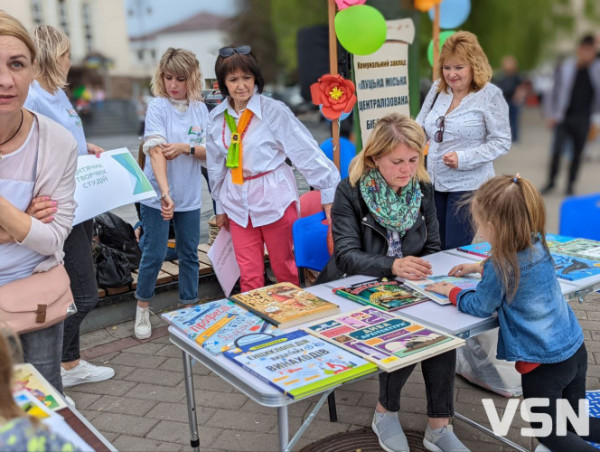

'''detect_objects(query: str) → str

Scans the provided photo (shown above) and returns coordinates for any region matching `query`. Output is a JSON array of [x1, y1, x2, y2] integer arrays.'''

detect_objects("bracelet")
[[160, 193, 169, 199]]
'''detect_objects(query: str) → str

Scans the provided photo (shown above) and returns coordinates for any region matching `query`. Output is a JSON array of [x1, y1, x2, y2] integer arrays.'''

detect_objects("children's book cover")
[[229, 282, 340, 329], [404, 275, 480, 305], [457, 242, 491, 258], [334, 277, 430, 311], [161, 300, 281, 355], [551, 238, 600, 261], [12, 363, 67, 411], [551, 252, 600, 281], [223, 329, 377, 399], [302, 307, 464, 372]]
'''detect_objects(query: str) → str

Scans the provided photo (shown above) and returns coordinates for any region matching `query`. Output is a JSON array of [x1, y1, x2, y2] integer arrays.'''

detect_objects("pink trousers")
[[229, 203, 300, 292]]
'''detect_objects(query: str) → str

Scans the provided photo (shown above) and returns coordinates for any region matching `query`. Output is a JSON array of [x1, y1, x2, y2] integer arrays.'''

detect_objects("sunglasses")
[[434, 116, 445, 143], [219, 46, 252, 58]]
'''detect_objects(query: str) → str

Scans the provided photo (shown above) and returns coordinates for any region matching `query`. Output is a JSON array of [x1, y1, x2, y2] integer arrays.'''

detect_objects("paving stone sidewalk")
[[72, 108, 600, 451]]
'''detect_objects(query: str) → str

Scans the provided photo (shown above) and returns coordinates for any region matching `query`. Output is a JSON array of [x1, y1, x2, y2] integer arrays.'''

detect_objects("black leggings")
[[521, 343, 600, 451]]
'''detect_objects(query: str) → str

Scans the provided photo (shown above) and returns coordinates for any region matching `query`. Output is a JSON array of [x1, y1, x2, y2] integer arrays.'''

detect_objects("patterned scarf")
[[359, 168, 422, 236]]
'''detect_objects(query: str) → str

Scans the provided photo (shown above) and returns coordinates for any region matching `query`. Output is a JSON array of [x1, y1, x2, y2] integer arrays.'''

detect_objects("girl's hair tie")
[[512, 173, 521, 183]]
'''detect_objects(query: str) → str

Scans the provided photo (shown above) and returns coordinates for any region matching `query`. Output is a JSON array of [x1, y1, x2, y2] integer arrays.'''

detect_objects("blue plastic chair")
[[559, 193, 600, 241], [292, 210, 338, 421], [292, 211, 330, 285], [319, 137, 356, 179]]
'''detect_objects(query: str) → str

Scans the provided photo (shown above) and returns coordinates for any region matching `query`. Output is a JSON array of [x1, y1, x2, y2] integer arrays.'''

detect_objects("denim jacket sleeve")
[[455, 260, 504, 318]]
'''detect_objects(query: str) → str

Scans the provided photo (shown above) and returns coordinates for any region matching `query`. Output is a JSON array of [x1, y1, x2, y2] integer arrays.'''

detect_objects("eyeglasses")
[[434, 116, 445, 143], [219, 46, 252, 58]]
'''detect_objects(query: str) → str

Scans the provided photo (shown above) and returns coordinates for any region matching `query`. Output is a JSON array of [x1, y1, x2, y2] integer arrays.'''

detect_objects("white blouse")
[[416, 79, 511, 192], [207, 91, 340, 228]]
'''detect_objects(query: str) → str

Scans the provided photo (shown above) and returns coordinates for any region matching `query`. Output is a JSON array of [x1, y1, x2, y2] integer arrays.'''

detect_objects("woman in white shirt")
[[24, 25, 114, 389], [135, 48, 209, 339], [207, 46, 340, 292], [416, 31, 511, 250]]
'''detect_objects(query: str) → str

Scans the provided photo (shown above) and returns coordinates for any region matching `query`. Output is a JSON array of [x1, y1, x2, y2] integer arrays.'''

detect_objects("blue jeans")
[[62, 220, 98, 362], [136, 204, 200, 304], [379, 350, 455, 417], [21, 321, 64, 393], [434, 190, 474, 250], [135, 220, 178, 261]]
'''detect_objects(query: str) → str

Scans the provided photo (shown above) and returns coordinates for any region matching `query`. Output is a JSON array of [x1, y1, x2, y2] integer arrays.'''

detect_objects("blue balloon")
[[319, 137, 356, 179], [319, 104, 352, 122], [428, 0, 471, 29]]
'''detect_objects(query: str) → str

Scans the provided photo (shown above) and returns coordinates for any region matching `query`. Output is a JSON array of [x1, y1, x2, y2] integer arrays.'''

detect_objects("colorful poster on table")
[[73, 148, 155, 225], [353, 19, 415, 143]]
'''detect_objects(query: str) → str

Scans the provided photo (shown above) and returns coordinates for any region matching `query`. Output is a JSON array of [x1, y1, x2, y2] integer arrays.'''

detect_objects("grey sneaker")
[[371, 411, 410, 452], [134, 307, 152, 339], [423, 424, 469, 452]]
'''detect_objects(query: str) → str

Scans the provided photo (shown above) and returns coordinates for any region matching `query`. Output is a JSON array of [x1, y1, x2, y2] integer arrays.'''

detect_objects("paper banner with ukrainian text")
[[73, 148, 155, 225]]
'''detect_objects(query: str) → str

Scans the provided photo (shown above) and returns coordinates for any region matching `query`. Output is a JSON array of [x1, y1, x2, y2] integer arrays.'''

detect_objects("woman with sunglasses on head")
[[24, 25, 114, 389], [134, 48, 209, 339], [416, 31, 510, 250], [207, 45, 340, 292]]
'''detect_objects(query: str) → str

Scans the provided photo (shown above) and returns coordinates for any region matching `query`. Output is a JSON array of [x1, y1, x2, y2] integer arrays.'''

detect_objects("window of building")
[[30, 0, 44, 25], [57, 0, 69, 36], [82, 2, 93, 52]]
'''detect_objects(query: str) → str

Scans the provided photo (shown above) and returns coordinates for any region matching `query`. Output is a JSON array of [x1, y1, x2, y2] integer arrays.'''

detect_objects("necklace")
[[0, 110, 24, 160]]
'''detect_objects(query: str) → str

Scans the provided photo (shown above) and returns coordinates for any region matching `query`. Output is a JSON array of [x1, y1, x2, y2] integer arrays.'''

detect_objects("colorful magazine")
[[223, 330, 377, 399], [12, 363, 67, 410], [404, 275, 480, 305], [229, 282, 340, 329], [333, 277, 430, 311], [161, 300, 281, 355], [303, 307, 464, 372]]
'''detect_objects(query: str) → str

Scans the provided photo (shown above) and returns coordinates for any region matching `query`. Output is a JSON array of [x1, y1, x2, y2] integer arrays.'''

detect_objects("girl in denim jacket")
[[426, 174, 600, 451]]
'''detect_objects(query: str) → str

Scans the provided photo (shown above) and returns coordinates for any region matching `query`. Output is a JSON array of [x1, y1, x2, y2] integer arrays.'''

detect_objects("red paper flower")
[[310, 74, 357, 121]]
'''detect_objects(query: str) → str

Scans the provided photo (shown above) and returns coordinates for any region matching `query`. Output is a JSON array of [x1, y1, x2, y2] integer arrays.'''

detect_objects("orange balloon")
[[414, 0, 442, 13]]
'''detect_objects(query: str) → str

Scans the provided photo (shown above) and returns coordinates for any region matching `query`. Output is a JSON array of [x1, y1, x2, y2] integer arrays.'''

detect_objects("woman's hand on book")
[[448, 262, 482, 277], [392, 256, 432, 280]]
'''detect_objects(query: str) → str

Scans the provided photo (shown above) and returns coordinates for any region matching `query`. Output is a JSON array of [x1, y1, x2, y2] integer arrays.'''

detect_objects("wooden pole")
[[432, 2, 440, 81], [328, 0, 340, 170]]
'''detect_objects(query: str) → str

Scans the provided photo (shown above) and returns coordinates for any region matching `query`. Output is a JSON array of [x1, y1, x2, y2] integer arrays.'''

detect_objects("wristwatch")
[[190, 146, 195, 155]]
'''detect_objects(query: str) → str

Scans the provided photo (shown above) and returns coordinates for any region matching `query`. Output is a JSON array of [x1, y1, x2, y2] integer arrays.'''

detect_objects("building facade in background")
[[0, 0, 135, 98]]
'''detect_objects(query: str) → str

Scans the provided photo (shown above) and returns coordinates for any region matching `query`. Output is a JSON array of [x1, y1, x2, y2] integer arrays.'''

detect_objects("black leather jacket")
[[317, 178, 441, 283]]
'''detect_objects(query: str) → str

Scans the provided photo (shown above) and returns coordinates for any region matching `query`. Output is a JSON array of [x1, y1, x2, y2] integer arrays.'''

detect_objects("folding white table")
[[169, 248, 600, 452]]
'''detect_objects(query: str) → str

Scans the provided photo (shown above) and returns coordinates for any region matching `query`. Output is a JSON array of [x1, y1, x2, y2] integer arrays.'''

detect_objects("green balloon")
[[335, 5, 387, 55], [427, 30, 456, 66]]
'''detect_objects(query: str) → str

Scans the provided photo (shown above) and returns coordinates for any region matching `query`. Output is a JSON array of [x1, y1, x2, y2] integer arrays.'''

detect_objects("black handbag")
[[94, 212, 142, 271], [92, 241, 134, 289]]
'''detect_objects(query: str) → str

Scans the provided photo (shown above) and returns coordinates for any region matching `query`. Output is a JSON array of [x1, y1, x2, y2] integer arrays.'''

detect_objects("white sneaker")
[[61, 360, 115, 388], [134, 306, 152, 339]]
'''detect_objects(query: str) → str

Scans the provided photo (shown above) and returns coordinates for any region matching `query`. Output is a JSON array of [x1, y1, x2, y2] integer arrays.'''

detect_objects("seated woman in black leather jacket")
[[317, 114, 468, 452]]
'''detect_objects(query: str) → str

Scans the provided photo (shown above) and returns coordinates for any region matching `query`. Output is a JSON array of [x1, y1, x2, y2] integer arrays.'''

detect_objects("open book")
[[404, 275, 481, 305]]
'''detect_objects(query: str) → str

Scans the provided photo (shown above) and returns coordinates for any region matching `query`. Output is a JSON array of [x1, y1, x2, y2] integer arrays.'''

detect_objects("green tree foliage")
[[417, 0, 600, 75], [227, 0, 280, 85]]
